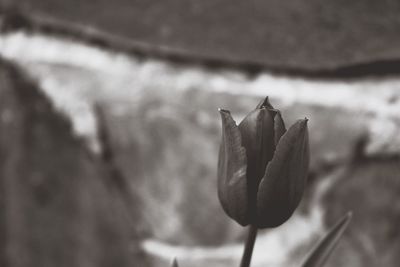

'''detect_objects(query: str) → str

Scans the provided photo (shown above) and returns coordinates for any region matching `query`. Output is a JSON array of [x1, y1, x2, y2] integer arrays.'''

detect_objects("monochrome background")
[[0, 1, 399, 266]]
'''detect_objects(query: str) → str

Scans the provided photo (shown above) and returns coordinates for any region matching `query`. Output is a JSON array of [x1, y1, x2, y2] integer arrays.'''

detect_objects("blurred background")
[[0, 1, 400, 266]]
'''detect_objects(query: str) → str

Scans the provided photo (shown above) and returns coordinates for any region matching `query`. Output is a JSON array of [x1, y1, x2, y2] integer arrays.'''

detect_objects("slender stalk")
[[240, 224, 258, 267]]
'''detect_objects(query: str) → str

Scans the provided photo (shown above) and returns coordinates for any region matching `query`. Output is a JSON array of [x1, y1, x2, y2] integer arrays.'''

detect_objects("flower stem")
[[240, 224, 258, 267]]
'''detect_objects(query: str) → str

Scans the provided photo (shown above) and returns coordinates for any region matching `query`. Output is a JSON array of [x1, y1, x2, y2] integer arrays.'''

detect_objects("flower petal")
[[255, 96, 274, 110], [239, 108, 275, 221], [218, 109, 249, 226], [255, 97, 286, 145], [256, 119, 309, 228], [273, 111, 286, 145]]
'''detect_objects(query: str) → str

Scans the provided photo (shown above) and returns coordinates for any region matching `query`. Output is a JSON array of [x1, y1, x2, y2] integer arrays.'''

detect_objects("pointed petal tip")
[[218, 108, 230, 113], [263, 96, 271, 106], [256, 96, 274, 109], [218, 108, 232, 118], [297, 118, 309, 130], [288, 119, 308, 135], [300, 117, 308, 124]]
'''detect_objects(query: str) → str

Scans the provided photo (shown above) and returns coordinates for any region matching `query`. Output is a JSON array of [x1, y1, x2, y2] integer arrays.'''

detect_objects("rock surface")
[[323, 156, 400, 267], [2, 0, 400, 71], [0, 29, 400, 266], [0, 58, 144, 267]]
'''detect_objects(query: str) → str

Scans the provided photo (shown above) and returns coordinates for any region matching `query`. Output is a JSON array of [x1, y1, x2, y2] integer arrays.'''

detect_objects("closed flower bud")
[[218, 97, 309, 228]]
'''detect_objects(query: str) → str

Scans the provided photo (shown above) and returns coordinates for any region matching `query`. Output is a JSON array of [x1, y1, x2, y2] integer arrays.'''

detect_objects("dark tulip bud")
[[217, 97, 309, 228]]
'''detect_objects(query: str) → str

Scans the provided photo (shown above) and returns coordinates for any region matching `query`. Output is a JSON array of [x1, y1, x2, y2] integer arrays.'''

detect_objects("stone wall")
[[0, 58, 147, 267], [0, 12, 400, 267]]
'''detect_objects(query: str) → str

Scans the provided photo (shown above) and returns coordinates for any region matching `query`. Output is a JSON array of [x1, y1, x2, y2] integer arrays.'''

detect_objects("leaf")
[[300, 211, 353, 267]]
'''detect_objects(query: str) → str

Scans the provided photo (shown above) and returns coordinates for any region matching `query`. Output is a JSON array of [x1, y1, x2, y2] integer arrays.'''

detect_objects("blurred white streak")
[[141, 169, 341, 267], [0, 31, 399, 155]]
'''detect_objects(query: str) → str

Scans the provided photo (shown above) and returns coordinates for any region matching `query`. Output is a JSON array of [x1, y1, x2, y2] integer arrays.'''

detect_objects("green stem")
[[240, 224, 258, 267]]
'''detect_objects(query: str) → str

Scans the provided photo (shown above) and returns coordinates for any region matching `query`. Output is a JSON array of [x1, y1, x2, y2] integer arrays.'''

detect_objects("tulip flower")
[[218, 97, 309, 228]]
